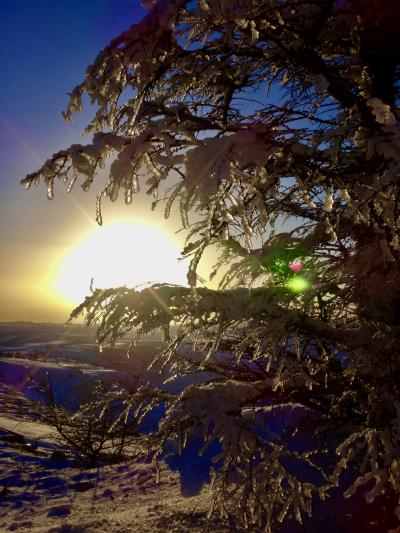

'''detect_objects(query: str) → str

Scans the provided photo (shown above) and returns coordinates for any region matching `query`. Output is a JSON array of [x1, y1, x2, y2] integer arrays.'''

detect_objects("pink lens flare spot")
[[289, 261, 303, 273]]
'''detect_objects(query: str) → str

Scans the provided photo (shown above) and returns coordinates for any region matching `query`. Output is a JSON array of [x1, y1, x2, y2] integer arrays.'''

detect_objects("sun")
[[54, 220, 188, 305]]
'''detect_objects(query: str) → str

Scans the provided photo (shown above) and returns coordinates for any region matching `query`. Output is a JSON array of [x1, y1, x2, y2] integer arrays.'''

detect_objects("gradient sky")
[[0, 0, 202, 323], [0, 1, 294, 324]]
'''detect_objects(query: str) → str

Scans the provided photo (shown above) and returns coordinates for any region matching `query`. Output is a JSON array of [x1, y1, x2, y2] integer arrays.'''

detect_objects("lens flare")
[[285, 276, 310, 293], [289, 261, 303, 273]]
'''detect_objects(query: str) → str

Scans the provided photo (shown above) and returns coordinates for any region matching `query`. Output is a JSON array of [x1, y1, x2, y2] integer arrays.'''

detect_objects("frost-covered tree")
[[22, 0, 400, 530]]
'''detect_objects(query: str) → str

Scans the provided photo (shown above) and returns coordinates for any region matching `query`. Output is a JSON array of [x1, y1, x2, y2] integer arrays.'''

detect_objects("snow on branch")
[[70, 284, 373, 355], [21, 0, 400, 528]]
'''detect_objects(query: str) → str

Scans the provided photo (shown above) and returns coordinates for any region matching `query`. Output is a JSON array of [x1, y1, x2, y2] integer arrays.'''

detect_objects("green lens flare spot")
[[285, 276, 310, 293]]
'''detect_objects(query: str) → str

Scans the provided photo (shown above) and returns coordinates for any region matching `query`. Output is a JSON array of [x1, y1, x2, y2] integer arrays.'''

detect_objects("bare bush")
[[36, 375, 147, 467]]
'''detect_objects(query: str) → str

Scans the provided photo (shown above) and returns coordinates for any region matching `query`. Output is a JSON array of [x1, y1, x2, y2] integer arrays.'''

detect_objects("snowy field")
[[0, 323, 398, 532], [0, 323, 248, 532]]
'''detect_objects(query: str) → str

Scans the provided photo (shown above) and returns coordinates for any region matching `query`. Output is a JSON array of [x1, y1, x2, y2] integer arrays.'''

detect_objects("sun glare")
[[54, 221, 188, 305]]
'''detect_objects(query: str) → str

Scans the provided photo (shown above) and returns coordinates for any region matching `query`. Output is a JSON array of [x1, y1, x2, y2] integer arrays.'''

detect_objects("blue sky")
[[0, 1, 160, 321], [1, 1, 145, 188]]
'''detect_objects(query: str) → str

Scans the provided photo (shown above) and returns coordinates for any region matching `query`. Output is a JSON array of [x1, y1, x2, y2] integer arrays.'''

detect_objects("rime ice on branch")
[[23, 1, 400, 530]]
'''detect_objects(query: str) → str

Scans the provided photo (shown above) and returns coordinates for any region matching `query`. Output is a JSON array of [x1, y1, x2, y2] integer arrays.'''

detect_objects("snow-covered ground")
[[0, 411, 216, 533], [0, 380, 252, 532], [0, 323, 243, 532], [1, 323, 399, 532]]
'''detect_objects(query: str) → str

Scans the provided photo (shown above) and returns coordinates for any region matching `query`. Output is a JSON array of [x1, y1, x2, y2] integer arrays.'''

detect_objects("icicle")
[[96, 192, 104, 225], [340, 188, 351, 202], [125, 188, 133, 205], [67, 174, 78, 193], [110, 184, 118, 202], [47, 180, 54, 200], [322, 188, 334, 213], [250, 20, 259, 42], [180, 201, 189, 228]]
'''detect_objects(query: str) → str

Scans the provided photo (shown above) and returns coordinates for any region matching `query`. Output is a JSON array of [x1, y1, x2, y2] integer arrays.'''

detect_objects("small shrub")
[[36, 376, 146, 467]]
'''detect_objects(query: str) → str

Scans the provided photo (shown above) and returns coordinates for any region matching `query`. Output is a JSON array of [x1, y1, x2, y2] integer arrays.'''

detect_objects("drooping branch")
[[20, 1, 400, 527], [71, 284, 375, 352]]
